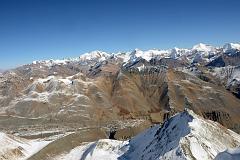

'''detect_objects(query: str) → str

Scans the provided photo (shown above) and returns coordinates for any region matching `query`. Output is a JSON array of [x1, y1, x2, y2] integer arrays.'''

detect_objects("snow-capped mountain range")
[[30, 42, 240, 67]]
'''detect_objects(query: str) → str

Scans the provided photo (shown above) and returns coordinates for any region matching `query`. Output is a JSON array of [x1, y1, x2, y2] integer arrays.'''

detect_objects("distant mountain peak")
[[223, 43, 240, 54], [79, 50, 110, 61], [26, 42, 240, 69], [192, 43, 214, 52]]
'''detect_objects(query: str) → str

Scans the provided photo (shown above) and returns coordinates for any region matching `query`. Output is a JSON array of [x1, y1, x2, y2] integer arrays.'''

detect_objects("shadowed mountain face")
[[0, 43, 240, 143]]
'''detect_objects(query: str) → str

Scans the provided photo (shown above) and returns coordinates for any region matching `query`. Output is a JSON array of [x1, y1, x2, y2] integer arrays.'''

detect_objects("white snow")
[[223, 43, 240, 53], [59, 78, 72, 85], [137, 64, 145, 71], [211, 66, 240, 87], [29, 42, 239, 68], [191, 43, 217, 63], [120, 43, 218, 65], [36, 76, 55, 83], [31, 50, 110, 67], [54, 140, 128, 160], [32, 59, 69, 67], [51, 109, 240, 160], [0, 132, 50, 160], [79, 50, 110, 61], [35, 75, 73, 86], [192, 43, 215, 52]]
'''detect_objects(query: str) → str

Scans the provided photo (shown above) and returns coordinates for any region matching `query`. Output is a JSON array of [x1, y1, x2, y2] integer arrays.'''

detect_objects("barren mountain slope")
[[167, 70, 240, 132]]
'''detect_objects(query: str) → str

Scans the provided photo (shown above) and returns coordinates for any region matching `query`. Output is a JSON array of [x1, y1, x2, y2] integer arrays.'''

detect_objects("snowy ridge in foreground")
[[55, 109, 240, 160], [0, 132, 50, 160]]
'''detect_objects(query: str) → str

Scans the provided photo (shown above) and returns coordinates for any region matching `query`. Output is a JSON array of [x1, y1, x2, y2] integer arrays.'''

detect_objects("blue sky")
[[0, 0, 240, 69]]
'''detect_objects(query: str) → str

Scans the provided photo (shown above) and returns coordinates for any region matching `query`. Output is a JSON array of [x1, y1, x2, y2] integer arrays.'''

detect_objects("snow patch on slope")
[[211, 66, 240, 87], [0, 132, 50, 160], [54, 140, 128, 160]]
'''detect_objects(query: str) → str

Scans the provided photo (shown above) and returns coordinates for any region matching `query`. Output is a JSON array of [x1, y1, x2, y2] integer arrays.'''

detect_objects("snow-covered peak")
[[192, 43, 215, 52], [56, 109, 240, 160], [223, 43, 240, 53], [191, 43, 217, 63], [123, 49, 149, 63], [124, 48, 170, 63], [170, 47, 191, 59], [79, 50, 110, 61], [125, 109, 240, 160], [129, 48, 144, 58], [28, 42, 240, 68], [31, 51, 110, 67], [31, 56, 84, 68]]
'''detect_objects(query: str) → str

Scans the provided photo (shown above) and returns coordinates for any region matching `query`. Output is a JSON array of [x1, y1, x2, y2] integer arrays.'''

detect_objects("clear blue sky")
[[0, 0, 240, 69]]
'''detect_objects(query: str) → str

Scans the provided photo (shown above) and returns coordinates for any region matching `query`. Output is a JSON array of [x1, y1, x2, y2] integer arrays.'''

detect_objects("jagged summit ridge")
[[51, 109, 240, 160]]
